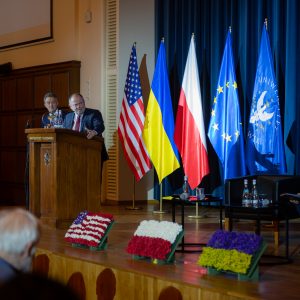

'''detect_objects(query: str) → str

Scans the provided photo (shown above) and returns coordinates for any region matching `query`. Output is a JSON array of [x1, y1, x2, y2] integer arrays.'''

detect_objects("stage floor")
[[36, 202, 300, 300]]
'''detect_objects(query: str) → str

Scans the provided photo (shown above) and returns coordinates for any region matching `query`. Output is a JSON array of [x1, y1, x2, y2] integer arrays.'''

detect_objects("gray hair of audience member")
[[0, 208, 40, 254]]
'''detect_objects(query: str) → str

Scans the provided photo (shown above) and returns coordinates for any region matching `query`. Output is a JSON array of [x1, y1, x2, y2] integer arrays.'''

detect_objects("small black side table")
[[225, 203, 291, 262], [171, 195, 223, 253]]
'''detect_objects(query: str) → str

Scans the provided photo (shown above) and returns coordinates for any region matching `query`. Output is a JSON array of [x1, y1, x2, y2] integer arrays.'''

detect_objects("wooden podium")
[[25, 128, 103, 228]]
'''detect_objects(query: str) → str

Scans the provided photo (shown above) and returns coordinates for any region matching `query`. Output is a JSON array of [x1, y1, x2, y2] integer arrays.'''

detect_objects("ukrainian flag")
[[143, 40, 180, 183]]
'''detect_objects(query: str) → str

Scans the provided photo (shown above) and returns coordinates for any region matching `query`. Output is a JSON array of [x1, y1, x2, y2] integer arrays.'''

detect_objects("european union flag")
[[246, 24, 286, 175], [208, 31, 246, 181]]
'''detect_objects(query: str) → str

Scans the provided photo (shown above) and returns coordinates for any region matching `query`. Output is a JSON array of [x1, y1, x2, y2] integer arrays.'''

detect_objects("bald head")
[[68, 93, 86, 115]]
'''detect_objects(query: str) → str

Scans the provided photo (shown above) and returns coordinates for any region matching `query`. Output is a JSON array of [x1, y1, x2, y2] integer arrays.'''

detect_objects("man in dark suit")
[[64, 93, 108, 159], [41, 92, 66, 128]]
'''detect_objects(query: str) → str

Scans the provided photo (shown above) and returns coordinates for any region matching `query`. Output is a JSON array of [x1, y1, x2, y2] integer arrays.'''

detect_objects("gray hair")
[[43, 92, 58, 102], [0, 208, 40, 254]]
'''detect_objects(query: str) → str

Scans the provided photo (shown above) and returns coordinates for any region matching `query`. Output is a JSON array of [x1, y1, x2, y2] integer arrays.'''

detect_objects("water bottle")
[[58, 110, 63, 127], [182, 175, 189, 193], [251, 179, 259, 207], [180, 175, 190, 200], [242, 179, 250, 207], [54, 110, 63, 128]]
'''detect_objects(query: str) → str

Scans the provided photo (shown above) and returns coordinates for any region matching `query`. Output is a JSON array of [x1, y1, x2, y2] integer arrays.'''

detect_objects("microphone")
[[25, 120, 31, 129]]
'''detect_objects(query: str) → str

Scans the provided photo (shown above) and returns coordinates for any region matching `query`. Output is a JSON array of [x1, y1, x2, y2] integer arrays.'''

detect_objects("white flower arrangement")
[[134, 220, 182, 244]]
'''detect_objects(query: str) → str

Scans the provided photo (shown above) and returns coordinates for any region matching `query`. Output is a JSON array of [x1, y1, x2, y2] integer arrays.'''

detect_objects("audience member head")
[[69, 93, 86, 116], [0, 208, 40, 273], [43, 92, 59, 114]]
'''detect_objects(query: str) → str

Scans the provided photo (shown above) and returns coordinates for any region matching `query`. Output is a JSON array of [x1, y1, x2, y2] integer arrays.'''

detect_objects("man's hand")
[[86, 129, 98, 139]]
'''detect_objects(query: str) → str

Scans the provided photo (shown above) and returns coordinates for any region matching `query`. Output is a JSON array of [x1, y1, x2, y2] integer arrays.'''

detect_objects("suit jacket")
[[64, 108, 108, 161], [0, 258, 20, 284], [41, 109, 67, 128], [63, 108, 105, 135]]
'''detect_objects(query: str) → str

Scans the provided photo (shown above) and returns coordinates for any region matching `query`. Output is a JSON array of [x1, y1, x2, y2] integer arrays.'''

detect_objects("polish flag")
[[174, 35, 210, 189]]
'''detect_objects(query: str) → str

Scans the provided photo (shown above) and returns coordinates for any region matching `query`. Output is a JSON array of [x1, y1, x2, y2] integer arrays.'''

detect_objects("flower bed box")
[[72, 221, 114, 251], [198, 230, 266, 281], [127, 220, 184, 265], [65, 211, 114, 251], [206, 241, 267, 281], [133, 230, 184, 264]]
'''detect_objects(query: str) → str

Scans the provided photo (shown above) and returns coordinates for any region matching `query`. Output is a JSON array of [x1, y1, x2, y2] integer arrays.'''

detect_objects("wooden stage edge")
[[34, 202, 300, 300]]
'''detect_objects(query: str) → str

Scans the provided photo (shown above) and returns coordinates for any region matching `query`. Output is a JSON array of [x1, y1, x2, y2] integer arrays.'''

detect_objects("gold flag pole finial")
[[265, 18, 268, 30]]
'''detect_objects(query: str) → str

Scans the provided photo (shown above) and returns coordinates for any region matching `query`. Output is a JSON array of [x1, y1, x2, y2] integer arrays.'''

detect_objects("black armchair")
[[224, 175, 300, 259]]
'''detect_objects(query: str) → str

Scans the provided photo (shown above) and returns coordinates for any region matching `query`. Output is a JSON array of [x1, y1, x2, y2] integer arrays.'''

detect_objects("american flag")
[[118, 44, 151, 181], [65, 211, 114, 247]]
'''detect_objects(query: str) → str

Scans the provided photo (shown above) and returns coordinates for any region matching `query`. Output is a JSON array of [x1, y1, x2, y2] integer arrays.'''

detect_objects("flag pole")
[[126, 175, 142, 210], [153, 181, 167, 214], [188, 202, 201, 219], [188, 201, 208, 219], [188, 185, 208, 219]]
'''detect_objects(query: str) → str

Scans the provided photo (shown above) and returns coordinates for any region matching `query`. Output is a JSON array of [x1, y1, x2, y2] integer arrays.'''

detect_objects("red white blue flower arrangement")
[[65, 211, 114, 248], [127, 220, 183, 260], [198, 230, 263, 274]]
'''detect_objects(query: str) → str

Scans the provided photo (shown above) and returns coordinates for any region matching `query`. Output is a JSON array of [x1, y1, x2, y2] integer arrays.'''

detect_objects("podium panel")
[[25, 128, 103, 228]]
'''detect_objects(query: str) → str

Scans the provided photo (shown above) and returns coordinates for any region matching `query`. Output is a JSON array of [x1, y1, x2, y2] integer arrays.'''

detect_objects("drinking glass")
[[196, 188, 205, 200]]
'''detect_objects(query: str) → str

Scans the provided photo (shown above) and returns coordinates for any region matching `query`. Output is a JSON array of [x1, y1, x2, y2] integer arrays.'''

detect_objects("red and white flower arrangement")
[[65, 211, 114, 247], [126, 220, 183, 260]]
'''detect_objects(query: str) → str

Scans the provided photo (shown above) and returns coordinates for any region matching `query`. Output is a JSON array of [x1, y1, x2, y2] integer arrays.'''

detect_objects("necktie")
[[74, 115, 81, 131]]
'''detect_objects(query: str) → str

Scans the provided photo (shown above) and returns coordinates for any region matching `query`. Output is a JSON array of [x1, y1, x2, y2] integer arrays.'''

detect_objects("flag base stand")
[[126, 206, 142, 210], [153, 209, 168, 214], [188, 214, 208, 219]]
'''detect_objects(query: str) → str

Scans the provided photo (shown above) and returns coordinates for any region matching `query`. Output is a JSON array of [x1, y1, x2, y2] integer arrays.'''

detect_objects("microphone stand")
[[24, 119, 31, 209]]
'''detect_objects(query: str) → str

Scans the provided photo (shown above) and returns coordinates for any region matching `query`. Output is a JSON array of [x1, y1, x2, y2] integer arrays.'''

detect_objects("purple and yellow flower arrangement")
[[198, 230, 263, 274]]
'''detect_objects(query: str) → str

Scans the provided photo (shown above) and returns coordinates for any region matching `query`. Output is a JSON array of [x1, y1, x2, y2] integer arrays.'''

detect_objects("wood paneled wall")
[[35, 249, 242, 300], [0, 61, 80, 205]]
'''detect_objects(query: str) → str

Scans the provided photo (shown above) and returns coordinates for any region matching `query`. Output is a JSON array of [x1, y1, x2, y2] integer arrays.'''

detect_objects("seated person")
[[0, 208, 40, 285], [41, 92, 67, 128]]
